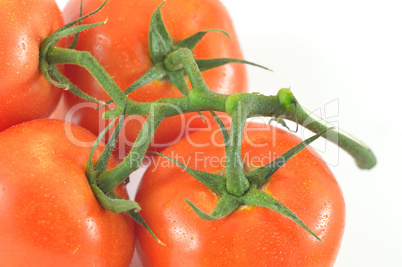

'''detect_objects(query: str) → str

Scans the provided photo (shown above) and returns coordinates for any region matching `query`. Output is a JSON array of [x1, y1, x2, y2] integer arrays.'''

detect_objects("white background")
[[55, 0, 402, 266]]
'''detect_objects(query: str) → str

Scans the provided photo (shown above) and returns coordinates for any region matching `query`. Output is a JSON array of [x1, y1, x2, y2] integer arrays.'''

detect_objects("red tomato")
[[0, 0, 63, 132], [55, 0, 247, 158], [0, 120, 135, 267], [135, 123, 345, 266]]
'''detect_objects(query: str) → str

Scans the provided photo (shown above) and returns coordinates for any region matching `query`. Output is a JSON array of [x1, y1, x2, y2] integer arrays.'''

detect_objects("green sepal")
[[40, 21, 105, 89], [54, 0, 108, 35], [185, 194, 240, 220], [108, 192, 165, 245], [91, 185, 141, 213], [48, 65, 103, 103], [197, 111, 206, 123], [68, 0, 84, 49], [168, 70, 189, 95], [240, 187, 322, 241], [247, 128, 332, 187], [196, 58, 271, 72], [43, 21, 106, 50], [148, 151, 227, 195], [86, 118, 118, 181], [269, 117, 295, 133], [95, 111, 126, 175], [124, 62, 167, 95], [210, 111, 229, 149], [148, 1, 173, 63], [101, 63, 168, 108], [175, 29, 230, 50], [40, 65, 67, 89]]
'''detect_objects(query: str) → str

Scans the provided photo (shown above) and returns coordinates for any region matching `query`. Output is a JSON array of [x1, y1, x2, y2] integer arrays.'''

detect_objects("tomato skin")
[[0, 0, 63, 132], [0, 120, 135, 267], [56, 0, 246, 156], [135, 123, 345, 266]]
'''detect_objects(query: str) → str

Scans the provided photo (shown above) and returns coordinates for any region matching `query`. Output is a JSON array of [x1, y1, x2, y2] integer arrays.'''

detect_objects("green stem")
[[100, 88, 376, 193], [98, 93, 276, 193], [277, 88, 376, 169], [122, 89, 228, 118], [97, 104, 166, 193], [225, 105, 250, 196], [46, 40, 375, 197], [46, 46, 127, 111], [292, 106, 375, 169], [165, 48, 209, 91]]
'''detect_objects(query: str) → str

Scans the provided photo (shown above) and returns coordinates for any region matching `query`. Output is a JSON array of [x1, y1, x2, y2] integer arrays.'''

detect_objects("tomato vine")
[[37, 1, 376, 244]]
